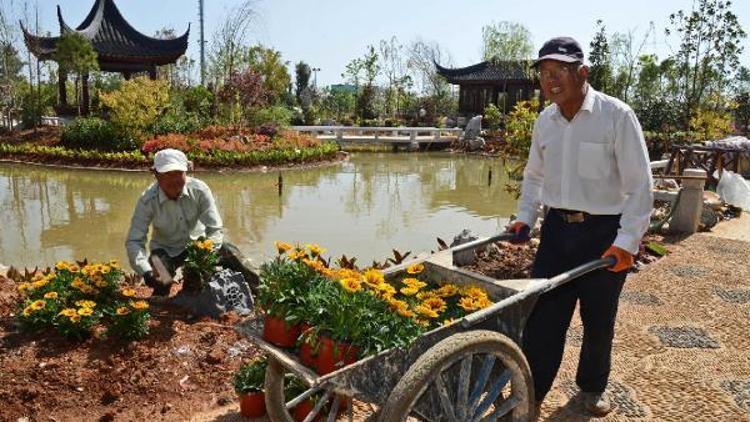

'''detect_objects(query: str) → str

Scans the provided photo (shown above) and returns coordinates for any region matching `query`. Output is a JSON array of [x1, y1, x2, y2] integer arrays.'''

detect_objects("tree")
[[732, 67, 750, 135], [55, 32, 99, 115], [246, 45, 291, 105], [343, 46, 380, 121], [294, 61, 311, 106], [588, 20, 613, 94], [407, 39, 456, 118], [608, 27, 652, 102], [208, 0, 258, 88], [0, 0, 23, 129], [666, 0, 746, 126], [379, 36, 410, 117], [481, 21, 533, 63], [218, 67, 267, 129]]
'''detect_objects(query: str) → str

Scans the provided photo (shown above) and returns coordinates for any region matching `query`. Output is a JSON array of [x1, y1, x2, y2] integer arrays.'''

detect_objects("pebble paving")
[[542, 234, 750, 421]]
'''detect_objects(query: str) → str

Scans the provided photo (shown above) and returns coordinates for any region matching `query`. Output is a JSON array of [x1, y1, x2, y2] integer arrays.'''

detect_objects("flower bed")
[[12, 260, 150, 341]]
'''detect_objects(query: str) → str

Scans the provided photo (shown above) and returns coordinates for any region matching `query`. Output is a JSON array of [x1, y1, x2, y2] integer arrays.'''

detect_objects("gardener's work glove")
[[602, 245, 634, 272], [506, 221, 531, 244]]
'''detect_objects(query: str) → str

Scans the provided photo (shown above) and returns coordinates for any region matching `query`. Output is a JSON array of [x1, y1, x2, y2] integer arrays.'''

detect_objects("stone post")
[[670, 168, 707, 233]]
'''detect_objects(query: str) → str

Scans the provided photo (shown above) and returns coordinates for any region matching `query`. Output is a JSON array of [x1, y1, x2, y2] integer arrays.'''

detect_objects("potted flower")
[[182, 237, 220, 293], [285, 374, 320, 422], [257, 243, 322, 347], [233, 356, 267, 418]]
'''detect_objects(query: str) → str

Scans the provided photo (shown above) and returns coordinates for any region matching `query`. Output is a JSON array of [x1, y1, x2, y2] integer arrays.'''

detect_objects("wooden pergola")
[[21, 0, 189, 115]]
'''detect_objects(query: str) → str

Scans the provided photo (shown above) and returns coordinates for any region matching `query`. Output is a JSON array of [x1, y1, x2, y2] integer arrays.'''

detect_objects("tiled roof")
[[435, 60, 535, 83]]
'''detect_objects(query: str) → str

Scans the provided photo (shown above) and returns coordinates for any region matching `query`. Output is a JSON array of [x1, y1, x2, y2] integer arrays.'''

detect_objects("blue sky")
[[9, 0, 750, 86]]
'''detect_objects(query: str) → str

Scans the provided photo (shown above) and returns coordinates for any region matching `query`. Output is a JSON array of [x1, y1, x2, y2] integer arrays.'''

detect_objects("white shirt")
[[516, 86, 654, 254]]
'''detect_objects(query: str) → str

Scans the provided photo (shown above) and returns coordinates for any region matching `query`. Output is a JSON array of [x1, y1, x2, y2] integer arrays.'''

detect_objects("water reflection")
[[0, 153, 518, 269]]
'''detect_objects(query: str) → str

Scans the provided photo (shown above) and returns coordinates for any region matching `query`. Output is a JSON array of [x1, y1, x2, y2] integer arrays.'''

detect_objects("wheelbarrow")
[[235, 232, 616, 421]]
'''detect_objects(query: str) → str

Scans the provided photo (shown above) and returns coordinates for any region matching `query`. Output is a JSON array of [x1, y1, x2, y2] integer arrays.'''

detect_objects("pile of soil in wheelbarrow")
[[461, 235, 670, 280], [0, 273, 261, 422]]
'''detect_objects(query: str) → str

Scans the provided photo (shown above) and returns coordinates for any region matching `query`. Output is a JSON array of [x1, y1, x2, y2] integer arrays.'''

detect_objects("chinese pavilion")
[[435, 60, 540, 116], [21, 0, 189, 114]]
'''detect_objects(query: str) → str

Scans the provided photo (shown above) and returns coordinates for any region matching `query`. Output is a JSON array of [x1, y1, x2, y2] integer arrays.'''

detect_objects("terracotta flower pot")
[[292, 398, 316, 422], [238, 391, 266, 418], [299, 340, 318, 370], [315, 336, 359, 375], [263, 314, 301, 348]]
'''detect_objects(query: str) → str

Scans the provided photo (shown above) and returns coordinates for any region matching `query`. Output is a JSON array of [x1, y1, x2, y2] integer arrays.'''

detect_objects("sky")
[[6, 0, 750, 87]]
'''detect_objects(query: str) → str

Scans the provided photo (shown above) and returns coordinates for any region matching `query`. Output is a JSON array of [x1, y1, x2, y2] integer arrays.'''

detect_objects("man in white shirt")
[[507, 37, 653, 417]]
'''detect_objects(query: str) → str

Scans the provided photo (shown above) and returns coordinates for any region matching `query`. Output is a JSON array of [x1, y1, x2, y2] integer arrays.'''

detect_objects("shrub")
[[181, 86, 215, 121], [234, 356, 267, 394], [248, 106, 292, 127], [60, 117, 136, 152], [99, 77, 170, 140], [253, 123, 279, 138], [140, 134, 192, 155], [483, 103, 502, 130], [690, 108, 734, 142], [150, 111, 204, 136]]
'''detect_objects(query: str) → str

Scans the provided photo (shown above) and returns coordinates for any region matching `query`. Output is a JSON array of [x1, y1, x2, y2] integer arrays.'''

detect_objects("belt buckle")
[[566, 212, 585, 223]]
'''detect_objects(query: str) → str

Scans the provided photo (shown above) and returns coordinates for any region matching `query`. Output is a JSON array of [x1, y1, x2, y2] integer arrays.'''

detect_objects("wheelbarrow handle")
[[450, 232, 515, 254], [460, 256, 618, 328]]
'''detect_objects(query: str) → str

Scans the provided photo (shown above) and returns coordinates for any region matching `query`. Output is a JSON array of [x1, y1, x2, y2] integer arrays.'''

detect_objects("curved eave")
[[56, 5, 73, 33], [20, 22, 59, 60]]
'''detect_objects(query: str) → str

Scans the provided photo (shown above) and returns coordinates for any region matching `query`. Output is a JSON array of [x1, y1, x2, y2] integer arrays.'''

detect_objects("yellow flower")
[[442, 318, 455, 326], [69, 314, 81, 323], [414, 318, 430, 327], [71, 277, 86, 289], [335, 268, 361, 280], [130, 300, 149, 310], [198, 239, 214, 250], [463, 286, 489, 300], [306, 243, 326, 256], [387, 298, 409, 311], [458, 297, 481, 312], [77, 307, 94, 316], [44, 291, 59, 300], [32, 279, 49, 289], [400, 286, 420, 296], [93, 278, 108, 288], [116, 307, 130, 316], [287, 249, 307, 261], [274, 241, 294, 254], [55, 261, 73, 271], [68, 265, 80, 273], [414, 305, 439, 319], [121, 288, 136, 298], [406, 263, 425, 275], [31, 300, 46, 310], [58, 308, 77, 317], [375, 283, 396, 298], [396, 307, 415, 318], [22, 307, 32, 316], [401, 278, 427, 290], [435, 284, 460, 298], [339, 277, 363, 293], [422, 297, 447, 313], [75, 300, 96, 309], [302, 258, 326, 273], [100, 266, 111, 274], [17, 283, 32, 294], [363, 269, 385, 287]]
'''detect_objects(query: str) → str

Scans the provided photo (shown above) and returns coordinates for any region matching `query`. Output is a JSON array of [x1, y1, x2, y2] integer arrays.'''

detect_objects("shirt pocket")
[[577, 142, 613, 179]]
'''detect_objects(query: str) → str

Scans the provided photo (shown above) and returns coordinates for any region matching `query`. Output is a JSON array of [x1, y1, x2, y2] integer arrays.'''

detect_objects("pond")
[[0, 153, 518, 270]]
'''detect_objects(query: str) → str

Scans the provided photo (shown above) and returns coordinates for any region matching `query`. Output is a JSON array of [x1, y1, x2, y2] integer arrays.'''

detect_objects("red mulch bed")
[[0, 275, 261, 422]]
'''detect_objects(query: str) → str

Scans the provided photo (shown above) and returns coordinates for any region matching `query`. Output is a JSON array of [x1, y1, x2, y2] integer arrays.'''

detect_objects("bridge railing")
[[290, 126, 463, 144]]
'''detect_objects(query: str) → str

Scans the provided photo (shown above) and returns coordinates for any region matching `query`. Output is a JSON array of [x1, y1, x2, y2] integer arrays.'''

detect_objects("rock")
[[407, 141, 420, 152], [171, 269, 254, 319], [98, 412, 115, 422], [464, 115, 482, 139], [161, 403, 173, 414], [467, 137, 486, 151], [100, 386, 121, 405], [205, 348, 225, 365]]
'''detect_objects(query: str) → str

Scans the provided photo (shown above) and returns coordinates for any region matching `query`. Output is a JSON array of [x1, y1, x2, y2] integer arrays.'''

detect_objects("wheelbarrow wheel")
[[379, 330, 534, 422], [265, 356, 361, 421]]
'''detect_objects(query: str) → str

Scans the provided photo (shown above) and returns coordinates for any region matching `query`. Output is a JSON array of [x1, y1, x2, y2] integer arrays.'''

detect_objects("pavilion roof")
[[435, 60, 535, 84], [21, 0, 189, 70]]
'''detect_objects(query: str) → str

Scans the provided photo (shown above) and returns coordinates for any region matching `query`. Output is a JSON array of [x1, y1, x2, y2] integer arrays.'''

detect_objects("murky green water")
[[0, 153, 518, 270]]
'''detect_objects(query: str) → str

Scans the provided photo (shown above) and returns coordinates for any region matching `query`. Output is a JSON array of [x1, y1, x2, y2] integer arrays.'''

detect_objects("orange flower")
[[121, 288, 136, 298], [339, 277, 363, 293], [401, 278, 427, 290], [414, 305, 439, 319], [116, 307, 130, 316], [435, 284, 460, 298], [422, 297, 447, 313], [275, 241, 293, 254]]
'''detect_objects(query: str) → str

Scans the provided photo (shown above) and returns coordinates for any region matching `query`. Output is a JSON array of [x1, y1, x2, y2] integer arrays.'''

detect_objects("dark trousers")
[[522, 209, 627, 401]]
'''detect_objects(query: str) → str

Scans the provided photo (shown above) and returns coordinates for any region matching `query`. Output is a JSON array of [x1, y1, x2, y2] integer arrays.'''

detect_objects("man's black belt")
[[550, 208, 589, 223]]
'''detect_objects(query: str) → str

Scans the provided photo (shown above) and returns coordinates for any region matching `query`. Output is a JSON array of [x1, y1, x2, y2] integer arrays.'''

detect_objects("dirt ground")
[[0, 234, 678, 422], [0, 277, 262, 422]]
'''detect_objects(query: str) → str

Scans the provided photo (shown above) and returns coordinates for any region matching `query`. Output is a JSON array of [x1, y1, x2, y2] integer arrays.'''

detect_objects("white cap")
[[153, 149, 189, 173]]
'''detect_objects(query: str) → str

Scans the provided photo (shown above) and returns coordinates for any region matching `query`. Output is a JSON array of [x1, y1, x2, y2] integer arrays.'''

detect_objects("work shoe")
[[581, 392, 611, 416], [149, 254, 173, 285]]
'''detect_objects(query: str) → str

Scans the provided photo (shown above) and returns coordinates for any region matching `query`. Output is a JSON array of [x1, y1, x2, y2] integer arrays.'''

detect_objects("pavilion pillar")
[[148, 65, 158, 80], [82, 73, 90, 116], [58, 68, 68, 107], [123, 72, 132, 81]]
